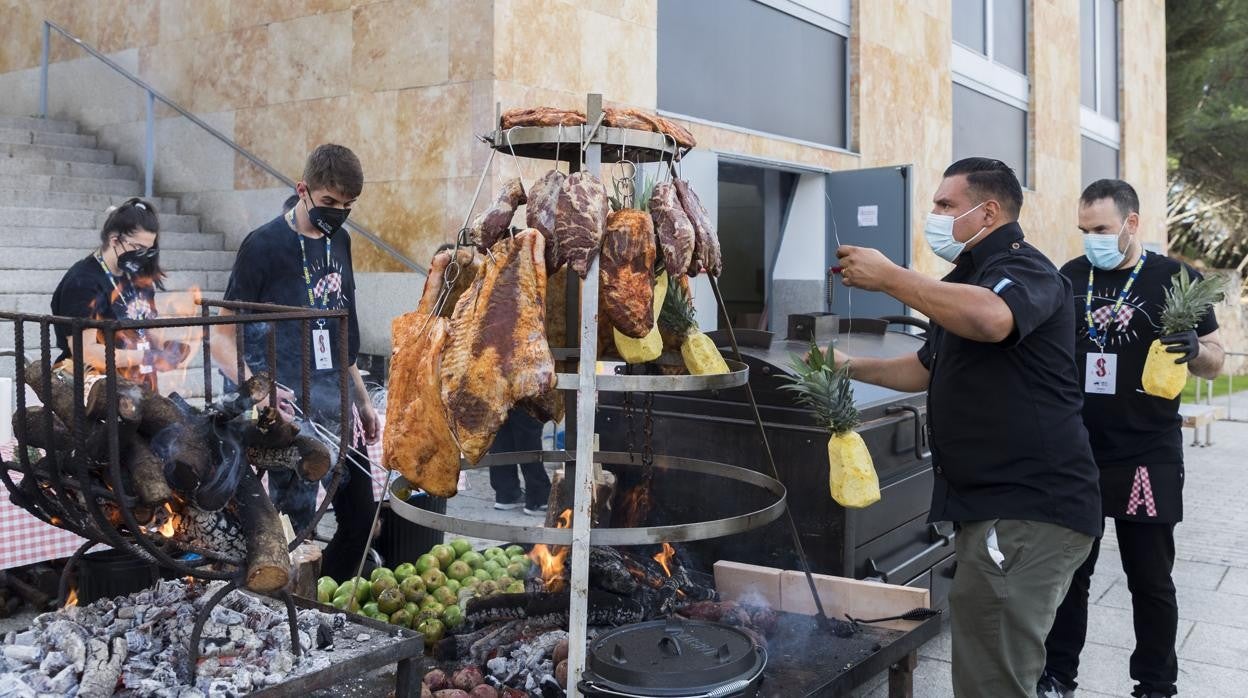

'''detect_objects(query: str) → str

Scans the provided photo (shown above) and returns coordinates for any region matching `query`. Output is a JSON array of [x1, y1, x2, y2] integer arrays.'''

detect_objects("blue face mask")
[[1083, 219, 1129, 270], [924, 202, 986, 262]]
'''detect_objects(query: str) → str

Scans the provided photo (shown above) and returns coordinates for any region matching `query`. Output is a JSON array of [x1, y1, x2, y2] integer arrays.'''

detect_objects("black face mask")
[[304, 196, 350, 238], [115, 243, 158, 276]]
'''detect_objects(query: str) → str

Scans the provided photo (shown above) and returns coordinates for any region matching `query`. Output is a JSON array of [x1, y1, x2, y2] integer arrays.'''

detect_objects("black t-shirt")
[[223, 214, 360, 418], [1059, 253, 1219, 467], [917, 223, 1102, 538], [50, 255, 157, 381]]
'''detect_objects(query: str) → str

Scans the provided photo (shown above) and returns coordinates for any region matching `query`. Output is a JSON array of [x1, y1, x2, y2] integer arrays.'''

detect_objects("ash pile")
[[0, 579, 349, 697]]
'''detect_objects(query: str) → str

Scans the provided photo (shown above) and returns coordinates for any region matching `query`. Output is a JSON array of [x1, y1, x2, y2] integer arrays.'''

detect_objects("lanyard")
[[1085, 250, 1146, 352], [94, 253, 149, 340], [296, 232, 333, 310]]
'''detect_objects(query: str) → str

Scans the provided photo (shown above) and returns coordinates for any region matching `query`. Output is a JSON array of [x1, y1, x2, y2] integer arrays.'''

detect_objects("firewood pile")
[[8, 362, 333, 594], [0, 579, 363, 696]]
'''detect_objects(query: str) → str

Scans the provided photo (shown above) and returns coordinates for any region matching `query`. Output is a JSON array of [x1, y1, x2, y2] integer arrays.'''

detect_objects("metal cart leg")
[[888, 652, 917, 698], [395, 657, 418, 697]]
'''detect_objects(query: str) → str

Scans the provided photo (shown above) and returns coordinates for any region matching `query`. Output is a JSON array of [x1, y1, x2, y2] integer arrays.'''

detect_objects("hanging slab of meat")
[[603, 107, 697, 149], [674, 179, 722, 277], [600, 209, 656, 338], [473, 177, 526, 250], [442, 230, 557, 464], [649, 182, 695, 276], [440, 247, 481, 318], [501, 107, 586, 130], [383, 252, 461, 497], [555, 172, 610, 279], [526, 169, 566, 274]]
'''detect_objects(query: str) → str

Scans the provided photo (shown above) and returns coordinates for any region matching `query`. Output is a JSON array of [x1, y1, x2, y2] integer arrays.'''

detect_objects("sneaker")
[[523, 503, 548, 516], [494, 495, 524, 511], [1037, 673, 1075, 698]]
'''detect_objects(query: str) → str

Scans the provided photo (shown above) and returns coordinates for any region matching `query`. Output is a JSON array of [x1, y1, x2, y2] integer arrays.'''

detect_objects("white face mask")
[[925, 202, 987, 262]]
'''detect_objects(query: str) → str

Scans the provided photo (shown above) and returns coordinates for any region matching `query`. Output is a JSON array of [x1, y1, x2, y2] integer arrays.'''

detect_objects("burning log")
[[246, 435, 331, 482], [544, 467, 615, 528], [21, 361, 80, 426], [121, 430, 172, 507], [85, 377, 143, 423], [241, 407, 301, 449], [234, 465, 292, 593], [13, 406, 70, 451]]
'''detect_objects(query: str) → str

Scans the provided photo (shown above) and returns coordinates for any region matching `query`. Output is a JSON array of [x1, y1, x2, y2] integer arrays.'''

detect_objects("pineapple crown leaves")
[[658, 277, 698, 337], [1160, 266, 1226, 335], [778, 343, 861, 435], [608, 170, 659, 213]]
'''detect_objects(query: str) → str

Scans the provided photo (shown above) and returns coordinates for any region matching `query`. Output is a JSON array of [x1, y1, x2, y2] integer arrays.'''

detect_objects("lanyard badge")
[[297, 232, 336, 369], [1085, 250, 1146, 353], [95, 253, 152, 372]]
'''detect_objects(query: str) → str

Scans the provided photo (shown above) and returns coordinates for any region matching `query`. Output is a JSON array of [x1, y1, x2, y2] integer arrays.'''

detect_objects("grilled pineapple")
[[1141, 266, 1225, 399], [780, 344, 879, 508], [658, 280, 729, 375], [615, 271, 667, 364]]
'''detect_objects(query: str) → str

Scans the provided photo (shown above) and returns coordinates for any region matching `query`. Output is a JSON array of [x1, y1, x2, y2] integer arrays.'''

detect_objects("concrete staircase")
[[0, 115, 231, 398]]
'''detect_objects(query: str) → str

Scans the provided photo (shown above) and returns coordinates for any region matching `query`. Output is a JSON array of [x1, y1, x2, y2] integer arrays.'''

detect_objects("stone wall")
[[0, 0, 1169, 279]]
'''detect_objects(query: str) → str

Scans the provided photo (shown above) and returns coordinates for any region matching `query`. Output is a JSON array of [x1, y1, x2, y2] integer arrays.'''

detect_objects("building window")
[[657, 0, 850, 149], [952, 0, 1030, 185], [1080, 0, 1120, 185]]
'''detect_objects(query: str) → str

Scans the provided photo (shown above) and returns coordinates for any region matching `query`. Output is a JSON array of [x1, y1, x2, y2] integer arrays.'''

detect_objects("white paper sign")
[[857, 205, 879, 227]]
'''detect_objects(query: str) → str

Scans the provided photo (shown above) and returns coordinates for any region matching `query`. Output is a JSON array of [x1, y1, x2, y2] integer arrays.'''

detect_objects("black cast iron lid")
[[585, 618, 765, 693]]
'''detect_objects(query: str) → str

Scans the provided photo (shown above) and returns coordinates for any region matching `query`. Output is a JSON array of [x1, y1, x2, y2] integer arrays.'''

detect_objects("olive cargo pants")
[[949, 519, 1093, 698]]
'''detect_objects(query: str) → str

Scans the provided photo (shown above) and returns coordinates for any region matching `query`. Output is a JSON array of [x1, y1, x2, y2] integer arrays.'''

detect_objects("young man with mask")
[[829, 158, 1101, 698], [215, 144, 380, 581], [1036, 180, 1224, 698]]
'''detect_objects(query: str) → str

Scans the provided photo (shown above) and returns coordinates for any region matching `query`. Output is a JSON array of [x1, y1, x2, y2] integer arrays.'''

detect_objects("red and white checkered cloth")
[[1126, 465, 1158, 517], [0, 442, 93, 571]]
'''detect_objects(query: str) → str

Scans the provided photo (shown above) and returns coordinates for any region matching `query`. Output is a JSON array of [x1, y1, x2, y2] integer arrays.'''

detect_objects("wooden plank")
[[1179, 403, 1225, 427], [778, 570, 930, 632], [713, 560, 783, 609]]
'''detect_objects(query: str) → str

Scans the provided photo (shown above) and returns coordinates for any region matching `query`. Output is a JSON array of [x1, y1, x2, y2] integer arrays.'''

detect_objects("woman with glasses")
[[50, 197, 188, 389]]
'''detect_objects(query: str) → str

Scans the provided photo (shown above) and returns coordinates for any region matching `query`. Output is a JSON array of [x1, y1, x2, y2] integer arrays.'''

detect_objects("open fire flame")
[[618, 479, 655, 529], [90, 284, 204, 396], [156, 503, 179, 538], [529, 509, 572, 592], [64, 587, 78, 608], [653, 543, 676, 577]]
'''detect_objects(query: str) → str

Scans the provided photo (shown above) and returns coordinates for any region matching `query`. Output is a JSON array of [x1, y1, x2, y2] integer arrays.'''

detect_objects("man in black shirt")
[[214, 144, 380, 581], [832, 158, 1100, 698], [1038, 180, 1224, 698]]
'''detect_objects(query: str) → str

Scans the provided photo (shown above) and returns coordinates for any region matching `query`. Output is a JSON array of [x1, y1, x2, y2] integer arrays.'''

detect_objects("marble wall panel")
[[352, 0, 450, 93]]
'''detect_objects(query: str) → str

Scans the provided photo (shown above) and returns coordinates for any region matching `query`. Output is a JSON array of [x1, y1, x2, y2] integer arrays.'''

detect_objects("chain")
[[642, 392, 654, 477], [623, 391, 636, 463]]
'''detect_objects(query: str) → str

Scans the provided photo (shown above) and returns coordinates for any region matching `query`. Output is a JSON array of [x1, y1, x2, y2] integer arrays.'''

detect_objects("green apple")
[[506, 581, 525, 594], [416, 609, 440, 624], [483, 546, 505, 560], [393, 562, 418, 583], [444, 579, 461, 595], [461, 576, 481, 591], [370, 567, 394, 583], [349, 577, 371, 604], [421, 568, 447, 590], [459, 551, 486, 570], [430, 544, 456, 569], [477, 580, 499, 596], [420, 599, 445, 616], [317, 578, 338, 604], [441, 604, 465, 629], [483, 560, 504, 576], [446, 560, 473, 582], [417, 618, 446, 647], [370, 610, 390, 622], [399, 576, 427, 604], [363, 601, 380, 616], [450, 539, 473, 557], [432, 585, 457, 606], [370, 575, 399, 599], [389, 608, 413, 628], [415, 554, 439, 575], [377, 588, 405, 615], [474, 569, 492, 582], [504, 545, 525, 557], [505, 561, 526, 579], [334, 581, 357, 601], [404, 601, 419, 616]]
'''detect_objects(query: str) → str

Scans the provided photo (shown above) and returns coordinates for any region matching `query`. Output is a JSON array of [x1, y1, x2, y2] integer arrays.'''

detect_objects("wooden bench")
[[1179, 403, 1226, 446]]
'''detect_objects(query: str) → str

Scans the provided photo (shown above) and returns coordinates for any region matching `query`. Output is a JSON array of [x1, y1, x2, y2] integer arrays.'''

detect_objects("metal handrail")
[[37, 20, 426, 275]]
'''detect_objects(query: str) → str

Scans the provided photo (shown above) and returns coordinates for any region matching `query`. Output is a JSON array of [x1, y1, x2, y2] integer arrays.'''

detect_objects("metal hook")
[[503, 126, 532, 183], [555, 123, 564, 172]]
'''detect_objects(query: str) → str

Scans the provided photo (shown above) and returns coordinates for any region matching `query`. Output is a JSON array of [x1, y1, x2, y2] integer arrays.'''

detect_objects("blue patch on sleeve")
[[992, 278, 1014, 294]]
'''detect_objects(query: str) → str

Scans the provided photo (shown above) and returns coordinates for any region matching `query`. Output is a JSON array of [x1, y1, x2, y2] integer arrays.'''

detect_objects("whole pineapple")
[[1141, 267, 1225, 399], [657, 280, 729, 375], [780, 344, 879, 508]]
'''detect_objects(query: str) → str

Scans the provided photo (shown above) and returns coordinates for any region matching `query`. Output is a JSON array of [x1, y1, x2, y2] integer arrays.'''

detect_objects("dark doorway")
[[717, 162, 798, 329]]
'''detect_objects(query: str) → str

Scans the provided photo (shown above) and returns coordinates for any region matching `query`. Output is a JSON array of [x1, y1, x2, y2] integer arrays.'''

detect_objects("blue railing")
[[37, 20, 426, 275]]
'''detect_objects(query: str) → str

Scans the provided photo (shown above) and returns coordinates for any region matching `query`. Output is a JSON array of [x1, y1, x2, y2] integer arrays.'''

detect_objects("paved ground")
[[853, 418, 1248, 697]]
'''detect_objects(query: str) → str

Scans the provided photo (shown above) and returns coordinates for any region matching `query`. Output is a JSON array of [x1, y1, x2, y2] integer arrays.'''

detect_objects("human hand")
[[256, 384, 297, 422], [836, 245, 899, 292], [1161, 330, 1199, 364], [360, 402, 381, 444]]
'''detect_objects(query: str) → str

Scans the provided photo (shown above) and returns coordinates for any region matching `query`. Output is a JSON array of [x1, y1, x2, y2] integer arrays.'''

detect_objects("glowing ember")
[[653, 543, 676, 577], [618, 480, 655, 528], [64, 587, 78, 608], [529, 509, 572, 591]]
